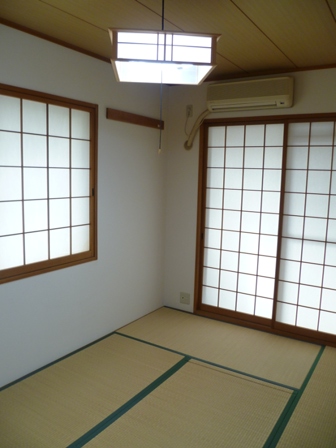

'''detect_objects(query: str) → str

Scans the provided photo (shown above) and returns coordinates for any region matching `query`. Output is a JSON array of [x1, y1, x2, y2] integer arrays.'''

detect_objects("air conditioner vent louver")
[[207, 77, 294, 112]]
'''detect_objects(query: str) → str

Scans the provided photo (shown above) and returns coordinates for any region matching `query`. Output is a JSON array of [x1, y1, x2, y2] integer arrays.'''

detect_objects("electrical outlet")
[[180, 292, 190, 305], [186, 105, 193, 118]]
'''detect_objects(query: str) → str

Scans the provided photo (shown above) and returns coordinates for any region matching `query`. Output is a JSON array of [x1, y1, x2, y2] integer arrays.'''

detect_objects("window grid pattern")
[[276, 121, 336, 335], [0, 94, 92, 272], [202, 124, 284, 319]]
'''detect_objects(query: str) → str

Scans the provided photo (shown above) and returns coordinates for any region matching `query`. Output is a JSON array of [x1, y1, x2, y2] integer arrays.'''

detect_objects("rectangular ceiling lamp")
[[108, 29, 220, 85]]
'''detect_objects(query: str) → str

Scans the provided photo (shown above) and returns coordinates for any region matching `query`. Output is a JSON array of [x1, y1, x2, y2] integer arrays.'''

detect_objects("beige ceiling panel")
[[233, 0, 336, 67]]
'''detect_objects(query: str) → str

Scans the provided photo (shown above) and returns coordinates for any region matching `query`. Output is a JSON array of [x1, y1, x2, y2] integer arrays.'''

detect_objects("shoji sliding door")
[[195, 116, 336, 345]]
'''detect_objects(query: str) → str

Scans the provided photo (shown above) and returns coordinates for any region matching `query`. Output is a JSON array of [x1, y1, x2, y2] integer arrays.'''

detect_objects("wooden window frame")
[[0, 83, 98, 284]]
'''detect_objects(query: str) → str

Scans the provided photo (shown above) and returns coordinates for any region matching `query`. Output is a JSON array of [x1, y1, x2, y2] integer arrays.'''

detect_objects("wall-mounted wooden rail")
[[106, 108, 164, 130]]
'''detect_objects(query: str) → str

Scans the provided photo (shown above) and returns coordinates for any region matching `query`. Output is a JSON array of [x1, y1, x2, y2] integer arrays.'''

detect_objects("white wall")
[[163, 69, 336, 312], [0, 25, 167, 387]]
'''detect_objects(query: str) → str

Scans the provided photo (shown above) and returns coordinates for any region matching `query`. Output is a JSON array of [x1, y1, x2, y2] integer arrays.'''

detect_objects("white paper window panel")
[[296, 306, 318, 331], [325, 243, 336, 266], [22, 100, 47, 135], [223, 210, 240, 231], [261, 213, 279, 235], [263, 170, 282, 191], [226, 126, 244, 147], [240, 232, 259, 254], [259, 234, 278, 257], [219, 289, 236, 311], [327, 220, 336, 242], [282, 216, 304, 238], [300, 262, 323, 287], [257, 275, 275, 299], [72, 169, 90, 197], [0, 167, 22, 201], [225, 147, 243, 168], [329, 196, 336, 219], [25, 231, 49, 264], [0, 202, 22, 236], [305, 194, 329, 218], [239, 253, 258, 275], [208, 126, 225, 147], [323, 266, 336, 289], [244, 147, 264, 168], [302, 240, 325, 264], [279, 259, 300, 283], [204, 248, 220, 269], [0, 234, 23, 269], [49, 137, 70, 168], [243, 169, 262, 190], [23, 135, 47, 167], [23, 168, 47, 200], [223, 189, 241, 210], [0, 131, 21, 166], [221, 250, 238, 271], [264, 147, 283, 169], [48, 105, 70, 138], [265, 124, 284, 146], [72, 198, 90, 226], [283, 193, 305, 215], [72, 226, 90, 254], [286, 146, 308, 169], [319, 311, 336, 335], [242, 190, 261, 212], [207, 188, 223, 209], [204, 229, 221, 249], [277, 281, 299, 304], [72, 140, 90, 169], [255, 297, 273, 318], [298, 284, 321, 308], [207, 168, 224, 188], [321, 288, 336, 312], [331, 173, 336, 195], [304, 217, 327, 241], [49, 169, 70, 198], [241, 211, 260, 233], [245, 125, 265, 147], [49, 199, 70, 229], [238, 272, 256, 295], [281, 237, 302, 261], [206, 208, 222, 229], [49, 228, 70, 259], [24, 200, 48, 232], [287, 123, 310, 146], [236, 293, 255, 315], [285, 170, 307, 193], [307, 171, 330, 194], [208, 147, 224, 167], [310, 122, 334, 146], [71, 110, 90, 140], [222, 230, 240, 251], [262, 192, 280, 213], [202, 286, 218, 306], [276, 302, 297, 325], [225, 169, 243, 189], [0, 95, 20, 132], [258, 256, 276, 278], [220, 270, 238, 291], [203, 267, 219, 288], [309, 146, 333, 170]]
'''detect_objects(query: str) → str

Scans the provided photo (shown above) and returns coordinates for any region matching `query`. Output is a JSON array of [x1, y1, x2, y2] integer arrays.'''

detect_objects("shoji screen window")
[[0, 84, 97, 284]]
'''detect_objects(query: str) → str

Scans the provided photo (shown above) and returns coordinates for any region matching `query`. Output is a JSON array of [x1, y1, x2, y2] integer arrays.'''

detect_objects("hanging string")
[[161, 0, 165, 31], [158, 0, 165, 154]]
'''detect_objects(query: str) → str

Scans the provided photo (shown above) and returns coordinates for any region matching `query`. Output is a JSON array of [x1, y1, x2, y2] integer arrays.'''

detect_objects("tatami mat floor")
[[1, 307, 335, 447]]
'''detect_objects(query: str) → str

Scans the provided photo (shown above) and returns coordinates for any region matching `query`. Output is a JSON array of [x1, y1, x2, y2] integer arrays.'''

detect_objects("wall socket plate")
[[180, 292, 190, 305]]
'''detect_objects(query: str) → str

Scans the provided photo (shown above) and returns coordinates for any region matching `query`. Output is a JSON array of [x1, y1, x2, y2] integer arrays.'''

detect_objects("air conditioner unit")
[[207, 77, 294, 112]]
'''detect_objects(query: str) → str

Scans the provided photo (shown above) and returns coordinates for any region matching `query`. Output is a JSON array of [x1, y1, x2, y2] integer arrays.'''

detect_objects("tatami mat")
[[277, 346, 336, 448], [86, 359, 292, 448], [118, 307, 321, 389], [0, 334, 182, 447]]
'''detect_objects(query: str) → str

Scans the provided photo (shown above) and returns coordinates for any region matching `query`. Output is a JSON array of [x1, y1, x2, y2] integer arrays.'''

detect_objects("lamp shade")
[[109, 29, 220, 85]]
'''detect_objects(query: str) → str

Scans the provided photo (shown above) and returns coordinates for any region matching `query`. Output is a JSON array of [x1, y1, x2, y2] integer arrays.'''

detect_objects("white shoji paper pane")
[[283, 193, 305, 215], [297, 306, 318, 330], [265, 124, 284, 146], [225, 147, 243, 168], [321, 289, 336, 312], [245, 125, 264, 147], [0, 167, 22, 201], [258, 256, 276, 278], [207, 168, 224, 188], [0, 234, 23, 269], [329, 196, 336, 219], [71, 110, 90, 140], [281, 238, 302, 261], [239, 253, 258, 275], [203, 267, 219, 288], [206, 208, 222, 229], [23, 135, 47, 167], [324, 266, 336, 289], [264, 147, 283, 169], [0, 131, 21, 166], [236, 293, 255, 315], [222, 210, 240, 231], [263, 170, 282, 191], [72, 225, 90, 254], [72, 140, 90, 168], [49, 105, 69, 138], [220, 270, 238, 291], [255, 297, 273, 318], [309, 146, 332, 170], [279, 259, 300, 283], [241, 211, 259, 233], [25, 231, 48, 264], [204, 248, 220, 269], [300, 262, 323, 287], [242, 190, 261, 212], [221, 250, 238, 271], [204, 229, 221, 249], [72, 198, 90, 226], [319, 311, 336, 335], [277, 281, 299, 305], [307, 171, 330, 194], [259, 234, 277, 257], [306, 194, 329, 218], [24, 200, 48, 232], [49, 137, 70, 168], [238, 273, 256, 295], [285, 170, 307, 193], [207, 189, 223, 209], [72, 169, 90, 197], [302, 240, 325, 264], [223, 190, 241, 210], [226, 126, 244, 146], [243, 169, 262, 190], [22, 100, 46, 135], [225, 169, 243, 189], [49, 199, 70, 229], [262, 192, 280, 213], [23, 168, 47, 200], [276, 302, 297, 325], [299, 284, 321, 308], [244, 147, 263, 168], [208, 126, 225, 147], [208, 147, 224, 167], [50, 228, 70, 259], [261, 213, 279, 235], [304, 217, 327, 241], [282, 216, 304, 238], [287, 123, 310, 146], [49, 169, 70, 198], [286, 147, 308, 169], [240, 232, 259, 254], [222, 230, 239, 251], [202, 286, 218, 306], [310, 122, 334, 145], [327, 220, 336, 242], [256, 276, 274, 299], [331, 173, 336, 195], [0, 202, 22, 236], [0, 95, 20, 131], [325, 243, 336, 266], [219, 289, 236, 310]]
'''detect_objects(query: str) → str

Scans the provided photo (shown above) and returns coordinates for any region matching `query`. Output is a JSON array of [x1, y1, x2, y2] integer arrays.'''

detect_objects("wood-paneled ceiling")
[[1, 0, 336, 82]]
